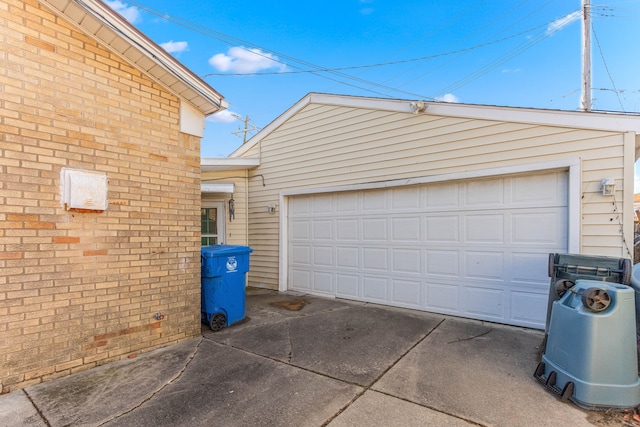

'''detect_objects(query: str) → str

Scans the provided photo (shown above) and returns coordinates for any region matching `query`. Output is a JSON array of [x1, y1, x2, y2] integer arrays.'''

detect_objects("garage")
[[288, 170, 568, 329]]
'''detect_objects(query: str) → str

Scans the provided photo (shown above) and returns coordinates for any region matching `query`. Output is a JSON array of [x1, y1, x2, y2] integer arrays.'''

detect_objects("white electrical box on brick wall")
[[61, 168, 108, 211]]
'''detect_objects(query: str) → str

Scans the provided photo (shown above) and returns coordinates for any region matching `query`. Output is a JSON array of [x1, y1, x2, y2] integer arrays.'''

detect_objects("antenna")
[[580, 0, 591, 111]]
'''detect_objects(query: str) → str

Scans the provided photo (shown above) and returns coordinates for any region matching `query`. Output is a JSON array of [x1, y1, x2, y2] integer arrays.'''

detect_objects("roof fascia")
[[39, 0, 227, 115], [231, 93, 640, 158]]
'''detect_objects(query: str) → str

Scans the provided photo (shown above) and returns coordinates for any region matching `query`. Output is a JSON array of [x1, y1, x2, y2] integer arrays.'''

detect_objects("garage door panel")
[[363, 191, 387, 211], [291, 220, 311, 239], [363, 276, 388, 302], [426, 216, 459, 242], [290, 270, 311, 291], [312, 194, 334, 213], [312, 246, 333, 267], [392, 187, 421, 209], [391, 216, 421, 241], [465, 251, 505, 280], [509, 252, 552, 284], [312, 219, 333, 240], [363, 247, 388, 270], [464, 180, 505, 206], [337, 219, 359, 240], [465, 214, 504, 243], [288, 171, 568, 329], [511, 209, 567, 244], [336, 274, 359, 298], [337, 247, 359, 268], [337, 192, 358, 212], [290, 197, 311, 215], [391, 248, 421, 274], [425, 182, 459, 208], [362, 218, 387, 240], [391, 279, 421, 308], [426, 250, 459, 276], [511, 173, 567, 205], [464, 285, 505, 319], [313, 271, 334, 294], [291, 245, 311, 265], [510, 291, 547, 327], [427, 282, 460, 312]]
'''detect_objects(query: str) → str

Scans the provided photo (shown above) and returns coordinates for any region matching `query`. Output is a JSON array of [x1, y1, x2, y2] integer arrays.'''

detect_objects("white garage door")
[[287, 171, 568, 329]]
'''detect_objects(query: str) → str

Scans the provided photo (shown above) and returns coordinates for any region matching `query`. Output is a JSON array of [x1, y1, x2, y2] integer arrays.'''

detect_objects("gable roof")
[[39, 0, 227, 116], [230, 92, 640, 158]]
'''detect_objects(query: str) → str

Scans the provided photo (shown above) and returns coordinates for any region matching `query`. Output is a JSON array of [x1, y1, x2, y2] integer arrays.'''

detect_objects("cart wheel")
[[209, 313, 227, 331], [581, 287, 611, 312], [553, 279, 574, 298], [621, 258, 632, 285], [548, 253, 557, 278]]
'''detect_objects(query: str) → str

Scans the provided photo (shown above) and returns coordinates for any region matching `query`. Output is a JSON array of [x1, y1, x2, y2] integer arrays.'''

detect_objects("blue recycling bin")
[[201, 245, 253, 331]]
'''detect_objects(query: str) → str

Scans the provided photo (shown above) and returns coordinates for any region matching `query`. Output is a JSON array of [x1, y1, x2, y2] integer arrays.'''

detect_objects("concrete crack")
[[96, 337, 204, 426], [286, 319, 293, 363], [447, 328, 492, 344]]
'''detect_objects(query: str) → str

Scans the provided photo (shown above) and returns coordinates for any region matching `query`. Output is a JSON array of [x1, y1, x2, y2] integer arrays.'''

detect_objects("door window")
[[201, 201, 225, 245]]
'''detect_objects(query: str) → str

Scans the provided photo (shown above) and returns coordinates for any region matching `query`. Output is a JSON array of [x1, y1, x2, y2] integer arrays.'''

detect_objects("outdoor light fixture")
[[600, 177, 616, 196], [409, 101, 427, 114]]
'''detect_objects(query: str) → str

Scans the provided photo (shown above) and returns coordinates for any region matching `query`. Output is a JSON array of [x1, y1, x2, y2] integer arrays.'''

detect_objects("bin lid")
[[201, 245, 253, 257]]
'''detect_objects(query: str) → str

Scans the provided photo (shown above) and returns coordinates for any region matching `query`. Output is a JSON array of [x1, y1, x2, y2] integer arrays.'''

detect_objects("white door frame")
[[202, 200, 226, 245], [278, 159, 581, 292]]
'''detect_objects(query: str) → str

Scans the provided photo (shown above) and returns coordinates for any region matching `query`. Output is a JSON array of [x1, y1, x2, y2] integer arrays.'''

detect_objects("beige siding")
[[241, 103, 630, 290], [201, 170, 248, 246]]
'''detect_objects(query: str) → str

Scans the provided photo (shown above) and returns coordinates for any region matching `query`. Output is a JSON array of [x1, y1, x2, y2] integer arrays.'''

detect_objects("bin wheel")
[[621, 258, 632, 285], [548, 253, 557, 278], [553, 279, 574, 298], [581, 287, 611, 312], [210, 313, 227, 331]]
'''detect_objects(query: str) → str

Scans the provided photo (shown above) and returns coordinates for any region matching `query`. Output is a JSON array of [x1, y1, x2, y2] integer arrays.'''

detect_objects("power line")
[[121, 0, 430, 99], [592, 26, 625, 112], [201, 21, 552, 78]]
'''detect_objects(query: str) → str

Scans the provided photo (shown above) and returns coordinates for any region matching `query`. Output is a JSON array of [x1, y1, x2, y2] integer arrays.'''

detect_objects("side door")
[[201, 201, 226, 245]]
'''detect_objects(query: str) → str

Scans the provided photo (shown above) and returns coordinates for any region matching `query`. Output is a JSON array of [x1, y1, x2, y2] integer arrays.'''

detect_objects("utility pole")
[[580, 0, 591, 111], [231, 114, 258, 144]]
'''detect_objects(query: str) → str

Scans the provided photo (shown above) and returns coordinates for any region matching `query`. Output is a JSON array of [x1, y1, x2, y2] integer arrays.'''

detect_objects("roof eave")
[[39, 0, 226, 116]]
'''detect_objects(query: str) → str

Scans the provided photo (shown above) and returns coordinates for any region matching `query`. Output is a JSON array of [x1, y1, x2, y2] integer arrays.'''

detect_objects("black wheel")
[[548, 253, 557, 278], [553, 279, 574, 298], [581, 287, 611, 312], [620, 258, 632, 285], [209, 313, 227, 331]]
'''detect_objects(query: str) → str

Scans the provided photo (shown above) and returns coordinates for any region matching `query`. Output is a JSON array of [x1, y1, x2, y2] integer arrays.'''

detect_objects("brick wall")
[[0, 0, 202, 392]]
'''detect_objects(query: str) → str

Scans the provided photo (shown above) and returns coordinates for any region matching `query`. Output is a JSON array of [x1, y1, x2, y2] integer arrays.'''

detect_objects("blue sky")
[[107, 1, 639, 171]]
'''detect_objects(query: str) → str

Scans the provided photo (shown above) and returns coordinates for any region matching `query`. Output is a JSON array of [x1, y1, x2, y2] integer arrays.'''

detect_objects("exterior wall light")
[[600, 177, 615, 196]]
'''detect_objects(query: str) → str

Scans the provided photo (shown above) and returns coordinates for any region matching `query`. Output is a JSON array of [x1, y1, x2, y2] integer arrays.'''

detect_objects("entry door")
[[201, 201, 225, 245]]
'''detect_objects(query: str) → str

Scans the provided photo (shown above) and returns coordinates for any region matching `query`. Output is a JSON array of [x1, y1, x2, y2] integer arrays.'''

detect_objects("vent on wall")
[[61, 168, 108, 212]]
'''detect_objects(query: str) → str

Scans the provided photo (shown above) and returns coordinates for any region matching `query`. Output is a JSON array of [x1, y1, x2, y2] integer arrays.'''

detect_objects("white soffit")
[[201, 183, 235, 193], [201, 158, 260, 172], [39, 0, 228, 116]]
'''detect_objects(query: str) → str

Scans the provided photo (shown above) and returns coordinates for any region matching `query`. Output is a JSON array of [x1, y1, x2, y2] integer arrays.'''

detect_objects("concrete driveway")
[[1, 288, 628, 426]]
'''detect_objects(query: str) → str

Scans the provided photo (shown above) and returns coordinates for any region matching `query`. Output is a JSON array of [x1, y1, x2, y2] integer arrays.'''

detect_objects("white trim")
[[278, 192, 288, 292], [231, 95, 312, 158], [624, 132, 635, 258], [40, 0, 226, 115], [201, 157, 260, 172], [180, 101, 205, 137], [278, 159, 581, 292], [201, 183, 235, 193], [232, 93, 640, 158]]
